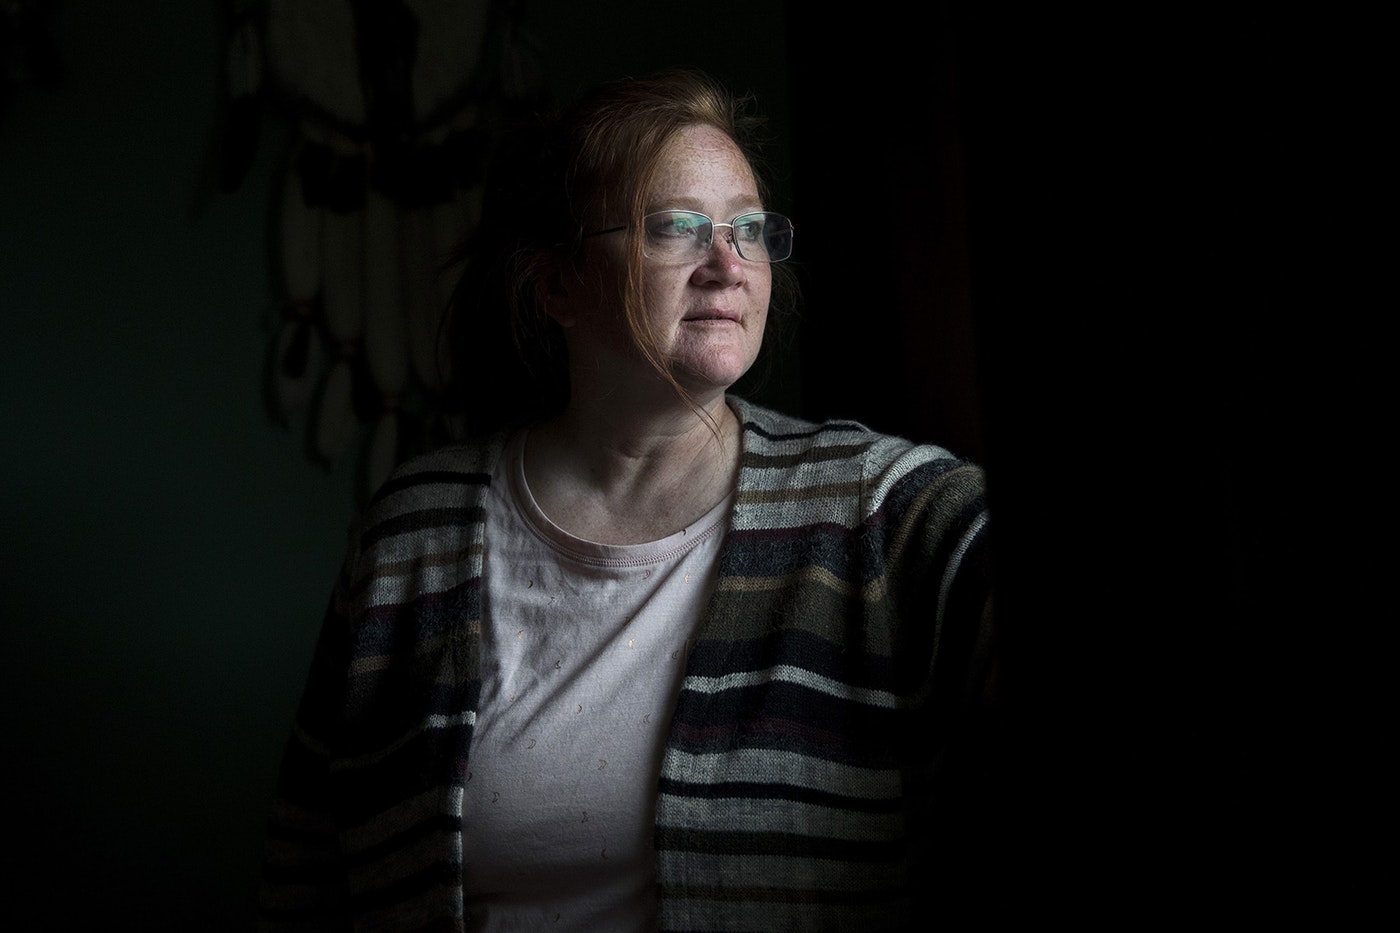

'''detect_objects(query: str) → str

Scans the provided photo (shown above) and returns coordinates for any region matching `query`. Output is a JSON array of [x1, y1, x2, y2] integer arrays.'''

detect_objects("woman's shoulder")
[[354, 434, 510, 532], [730, 397, 985, 523], [331, 436, 509, 602], [731, 397, 977, 481]]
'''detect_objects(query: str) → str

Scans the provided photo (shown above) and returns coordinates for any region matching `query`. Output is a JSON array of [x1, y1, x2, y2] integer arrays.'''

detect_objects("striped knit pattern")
[[258, 399, 992, 932]]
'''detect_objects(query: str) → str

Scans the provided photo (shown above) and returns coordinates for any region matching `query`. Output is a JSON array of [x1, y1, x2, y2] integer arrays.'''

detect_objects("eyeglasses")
[[586, 210, 794, 263]]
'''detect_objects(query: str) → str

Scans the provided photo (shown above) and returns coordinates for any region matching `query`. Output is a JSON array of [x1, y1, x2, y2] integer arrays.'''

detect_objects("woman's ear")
[[540, 260, 579, 328]]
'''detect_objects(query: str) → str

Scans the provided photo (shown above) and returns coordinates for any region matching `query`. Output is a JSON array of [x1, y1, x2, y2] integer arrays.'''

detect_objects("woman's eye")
[[648, 212, 706, 239], [735, 220, 764, 242]]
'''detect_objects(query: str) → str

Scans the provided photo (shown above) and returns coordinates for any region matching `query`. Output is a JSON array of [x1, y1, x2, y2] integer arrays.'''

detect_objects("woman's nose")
[[695, 231, 745, 282]]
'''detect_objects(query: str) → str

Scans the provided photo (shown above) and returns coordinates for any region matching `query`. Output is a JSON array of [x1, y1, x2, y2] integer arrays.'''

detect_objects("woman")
[[259, 70, 995, 932]]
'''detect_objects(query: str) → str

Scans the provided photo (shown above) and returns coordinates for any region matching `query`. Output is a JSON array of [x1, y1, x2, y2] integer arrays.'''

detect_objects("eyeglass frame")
[[583, 209, 794, 263]]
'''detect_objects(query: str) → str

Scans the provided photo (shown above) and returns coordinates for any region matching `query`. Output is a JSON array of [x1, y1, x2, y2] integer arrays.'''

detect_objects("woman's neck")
[[523, 392, 741, 545]]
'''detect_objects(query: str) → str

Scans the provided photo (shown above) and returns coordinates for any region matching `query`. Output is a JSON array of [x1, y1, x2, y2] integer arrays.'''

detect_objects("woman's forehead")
[[648, 125, 761, 209]]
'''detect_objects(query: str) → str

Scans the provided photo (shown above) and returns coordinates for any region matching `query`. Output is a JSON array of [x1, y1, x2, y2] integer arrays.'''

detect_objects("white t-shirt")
[[462, 430, 730, 931]]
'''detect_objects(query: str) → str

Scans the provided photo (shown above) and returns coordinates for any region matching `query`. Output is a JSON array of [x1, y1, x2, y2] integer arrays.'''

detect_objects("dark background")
[[1, 1, 1385, 926]]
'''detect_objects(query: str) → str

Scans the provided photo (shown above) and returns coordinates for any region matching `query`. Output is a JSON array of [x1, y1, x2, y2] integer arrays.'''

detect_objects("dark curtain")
[[784, 1, 1387, 920]]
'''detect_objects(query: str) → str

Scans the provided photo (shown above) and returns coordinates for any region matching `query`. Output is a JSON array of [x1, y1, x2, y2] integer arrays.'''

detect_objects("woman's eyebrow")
[[644, 194, 765, 215]]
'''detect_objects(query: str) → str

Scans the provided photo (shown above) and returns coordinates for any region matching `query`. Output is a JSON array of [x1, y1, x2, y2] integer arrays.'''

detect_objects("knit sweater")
[[258, 398, 994, 932]]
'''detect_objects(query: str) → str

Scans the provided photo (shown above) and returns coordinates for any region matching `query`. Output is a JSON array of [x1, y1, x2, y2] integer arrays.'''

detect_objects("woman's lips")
[[683, 310, 740, 323]]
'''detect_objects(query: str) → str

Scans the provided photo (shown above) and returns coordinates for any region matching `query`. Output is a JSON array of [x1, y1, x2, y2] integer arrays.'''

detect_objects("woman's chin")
[[668, 339, 760, 394], [671, 367, 749, 400]]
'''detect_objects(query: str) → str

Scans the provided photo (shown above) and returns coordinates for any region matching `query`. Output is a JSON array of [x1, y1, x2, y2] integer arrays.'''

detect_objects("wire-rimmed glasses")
[[587, 210, 794, 263]]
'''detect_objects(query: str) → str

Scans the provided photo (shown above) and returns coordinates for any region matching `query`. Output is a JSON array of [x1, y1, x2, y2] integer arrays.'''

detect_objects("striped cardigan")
[[259, 398, 994, 932]]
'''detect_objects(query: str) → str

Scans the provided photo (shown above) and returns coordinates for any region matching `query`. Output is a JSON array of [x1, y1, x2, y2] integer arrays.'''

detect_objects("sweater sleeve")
[[871, 446, 1002, 911], [254, 445, 494, 931], [859, 437, 994, 710], [256, 563, 357, 932]]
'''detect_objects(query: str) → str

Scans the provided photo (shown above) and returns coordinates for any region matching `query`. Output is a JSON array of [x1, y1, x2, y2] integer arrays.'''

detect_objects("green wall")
[[1, 4, 356, 926]]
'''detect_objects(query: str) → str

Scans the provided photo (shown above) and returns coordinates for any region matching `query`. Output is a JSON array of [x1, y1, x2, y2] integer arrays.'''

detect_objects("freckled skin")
[[558, 123, 771, 402], [641, 124, 772, 394]]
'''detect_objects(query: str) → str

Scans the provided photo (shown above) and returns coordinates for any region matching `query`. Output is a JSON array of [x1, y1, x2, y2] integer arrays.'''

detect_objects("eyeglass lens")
[[641, 211, 793, 263]]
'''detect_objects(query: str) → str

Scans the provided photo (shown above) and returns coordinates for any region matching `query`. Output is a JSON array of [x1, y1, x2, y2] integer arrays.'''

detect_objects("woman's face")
[[642, 123, 772, 395], [561, 124, 772, 400]]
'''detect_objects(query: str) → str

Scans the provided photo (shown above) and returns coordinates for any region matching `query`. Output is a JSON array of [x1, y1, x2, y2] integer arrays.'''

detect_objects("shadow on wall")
[[219, 0, 548, 506]]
